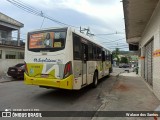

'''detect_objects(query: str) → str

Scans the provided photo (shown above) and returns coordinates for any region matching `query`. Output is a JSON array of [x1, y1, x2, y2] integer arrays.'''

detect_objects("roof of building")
[[0, 12, 24, 29], [123, 0, 159, 44]]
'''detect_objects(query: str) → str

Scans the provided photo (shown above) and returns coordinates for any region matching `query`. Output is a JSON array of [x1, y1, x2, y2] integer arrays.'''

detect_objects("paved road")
[[1, 68, 159, 120], [0, 68, 122, 120], [111, 67, 126, 76]]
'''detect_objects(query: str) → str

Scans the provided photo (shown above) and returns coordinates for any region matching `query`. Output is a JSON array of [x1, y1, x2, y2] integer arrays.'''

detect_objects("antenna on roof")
[[80, 26, 94, 37]]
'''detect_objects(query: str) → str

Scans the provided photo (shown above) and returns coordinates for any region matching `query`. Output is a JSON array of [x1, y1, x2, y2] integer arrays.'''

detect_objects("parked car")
[[122, 64, 130, 68], [7, 63, 25, 79], [119, 64, 130, 68]]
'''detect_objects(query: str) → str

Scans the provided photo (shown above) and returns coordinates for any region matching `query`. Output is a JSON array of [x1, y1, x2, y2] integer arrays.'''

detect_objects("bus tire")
[[92, 72, 98, 88]]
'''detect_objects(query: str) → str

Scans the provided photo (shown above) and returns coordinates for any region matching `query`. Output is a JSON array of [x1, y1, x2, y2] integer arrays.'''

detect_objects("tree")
[[113, 48, 120, 65], [120, 57, 128, 64]]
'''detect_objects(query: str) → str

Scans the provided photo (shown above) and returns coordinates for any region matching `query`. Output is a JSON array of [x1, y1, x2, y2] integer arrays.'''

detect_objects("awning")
[[123, 0, 159, 44]]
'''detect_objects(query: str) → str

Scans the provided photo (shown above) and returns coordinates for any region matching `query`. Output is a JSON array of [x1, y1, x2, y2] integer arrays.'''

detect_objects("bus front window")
[[28, 30, 66, 52]]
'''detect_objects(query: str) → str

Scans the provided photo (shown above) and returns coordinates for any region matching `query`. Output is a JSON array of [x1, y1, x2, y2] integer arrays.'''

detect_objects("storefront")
[[123, 0, 160, 99]]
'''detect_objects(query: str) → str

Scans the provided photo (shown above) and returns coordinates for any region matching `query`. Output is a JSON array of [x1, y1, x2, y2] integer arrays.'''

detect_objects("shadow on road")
[[34, 76, 111, 104]]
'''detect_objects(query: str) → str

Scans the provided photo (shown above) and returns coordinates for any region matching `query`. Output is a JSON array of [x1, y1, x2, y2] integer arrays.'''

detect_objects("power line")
[[107, 45, 128, 48], [109, 48, 128, 51], [108, 45, 128, 47], [107, 43, 128, 46], [6, 0, 127, 46], [100, 38, 126, 44], [7, 0, 40, 15], [95, 32, 125, 36], [108, 47, 129, 49], [95, 36, 112, 41], [107, 45, 129, 48], [6, 0, 79, 28], [111, 43, 128, 45], [95, 35, 126, 44], [106, 43, 128, 45]]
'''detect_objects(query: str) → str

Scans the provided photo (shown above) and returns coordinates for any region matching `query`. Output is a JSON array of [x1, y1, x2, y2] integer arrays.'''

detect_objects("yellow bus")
[[24, 27, 112, 90]]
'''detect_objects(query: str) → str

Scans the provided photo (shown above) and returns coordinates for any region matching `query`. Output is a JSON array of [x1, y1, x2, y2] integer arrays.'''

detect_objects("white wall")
[[139, 1, 160, 99], [0, 47, 24, 76], [0, 59, 24, 75]]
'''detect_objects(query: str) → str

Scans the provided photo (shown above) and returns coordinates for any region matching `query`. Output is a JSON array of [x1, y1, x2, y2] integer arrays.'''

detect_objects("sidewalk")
[[120, 71, 139, 77], [0, 74, 14, 83], [92, 73, 160, 120]]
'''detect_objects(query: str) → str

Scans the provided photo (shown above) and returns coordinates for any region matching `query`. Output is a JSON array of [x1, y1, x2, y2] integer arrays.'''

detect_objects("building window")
[[6, 55, 16, 59], [0, 30, 8, 40], [0, 50, 2, 59], [5, 51, 24, 59]]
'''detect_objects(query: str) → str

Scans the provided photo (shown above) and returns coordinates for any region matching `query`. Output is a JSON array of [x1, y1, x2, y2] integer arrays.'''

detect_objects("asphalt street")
[[0, 68, 124, 120]]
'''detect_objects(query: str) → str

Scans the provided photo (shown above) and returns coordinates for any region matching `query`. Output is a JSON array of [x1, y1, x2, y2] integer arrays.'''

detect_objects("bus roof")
[[28, 27, 68, 33], [28, 27, 112, 52]]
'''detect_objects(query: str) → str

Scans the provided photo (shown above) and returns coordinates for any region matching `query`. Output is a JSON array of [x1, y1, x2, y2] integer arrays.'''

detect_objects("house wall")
[[139, 47, 145, 78], [0, 47, 24, 75], [0, 30, 12, 41], [139, 1, 160, 99]]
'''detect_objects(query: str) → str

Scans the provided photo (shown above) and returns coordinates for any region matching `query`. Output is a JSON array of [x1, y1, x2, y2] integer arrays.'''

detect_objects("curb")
[[91, 73, 121, 120], [0, 80, 13, 83]]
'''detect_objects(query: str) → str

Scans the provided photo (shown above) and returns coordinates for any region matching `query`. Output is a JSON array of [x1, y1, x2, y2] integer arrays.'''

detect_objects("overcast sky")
[[0, 0, 128, 51]]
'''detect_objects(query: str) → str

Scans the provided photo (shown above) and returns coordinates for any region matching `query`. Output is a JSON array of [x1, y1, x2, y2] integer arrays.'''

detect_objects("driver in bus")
[[44, 33, 53, 48]]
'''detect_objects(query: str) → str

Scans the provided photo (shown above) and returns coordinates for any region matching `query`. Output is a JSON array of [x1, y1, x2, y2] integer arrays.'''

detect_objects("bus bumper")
[[24, 73, 73, 90]]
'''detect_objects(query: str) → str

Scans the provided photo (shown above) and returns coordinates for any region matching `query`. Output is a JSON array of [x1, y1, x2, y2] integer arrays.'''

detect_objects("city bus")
[[24, 27, 112, 90]]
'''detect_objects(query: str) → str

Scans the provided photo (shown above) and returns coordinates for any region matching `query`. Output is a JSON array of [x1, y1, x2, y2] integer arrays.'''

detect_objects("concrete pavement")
[[1, 67, 160, 120], [92, 71, 160, 120], [120, 71, 139, 77], [0, 74, 13, 83]]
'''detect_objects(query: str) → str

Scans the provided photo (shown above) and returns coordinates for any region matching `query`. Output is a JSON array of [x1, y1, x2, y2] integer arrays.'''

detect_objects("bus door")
[[82, 43, 88, 86]]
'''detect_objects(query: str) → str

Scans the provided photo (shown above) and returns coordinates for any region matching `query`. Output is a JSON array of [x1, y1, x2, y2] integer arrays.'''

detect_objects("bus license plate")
[[41, 74, 48, 78]]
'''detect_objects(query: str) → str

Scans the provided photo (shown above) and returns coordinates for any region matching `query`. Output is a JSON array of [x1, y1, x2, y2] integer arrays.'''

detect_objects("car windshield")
[[28, 29, 66, 52], [15, 64, 24, 67]]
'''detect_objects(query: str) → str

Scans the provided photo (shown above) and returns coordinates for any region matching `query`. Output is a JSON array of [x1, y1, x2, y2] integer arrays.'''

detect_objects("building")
[[0, 12, 24, 75], [123, 0, 160, 99]]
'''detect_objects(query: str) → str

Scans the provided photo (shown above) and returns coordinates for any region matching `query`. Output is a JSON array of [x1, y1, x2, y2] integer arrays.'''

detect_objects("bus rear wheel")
[[92, 72, 98, 88]]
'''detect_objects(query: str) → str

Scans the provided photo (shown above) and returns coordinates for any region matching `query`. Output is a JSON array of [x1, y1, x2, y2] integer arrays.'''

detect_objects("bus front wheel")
[[92, 72, 98, 88]]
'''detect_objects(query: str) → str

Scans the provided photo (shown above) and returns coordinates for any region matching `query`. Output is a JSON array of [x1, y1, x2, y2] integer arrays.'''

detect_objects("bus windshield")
[[28, 30, 66, 52]]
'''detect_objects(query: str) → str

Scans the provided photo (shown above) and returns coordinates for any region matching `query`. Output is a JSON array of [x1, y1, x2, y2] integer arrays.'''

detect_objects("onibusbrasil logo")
[[2, 109, 11, 117], [1, 109, 42, 118]]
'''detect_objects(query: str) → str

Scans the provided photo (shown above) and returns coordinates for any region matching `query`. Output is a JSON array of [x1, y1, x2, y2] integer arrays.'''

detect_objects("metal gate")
[[144, 40, 153, 86]]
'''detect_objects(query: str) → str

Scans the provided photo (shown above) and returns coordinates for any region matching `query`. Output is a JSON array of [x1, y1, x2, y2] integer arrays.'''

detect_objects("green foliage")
[[113, 48, 120, 65], [120, 57, 128, 63]]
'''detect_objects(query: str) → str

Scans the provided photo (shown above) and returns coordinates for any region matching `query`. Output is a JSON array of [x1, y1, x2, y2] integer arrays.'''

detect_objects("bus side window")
[[93, 45, 97, 60], [106, 50, 109, 60], [73, 34, 81, 60], [82, 43, 87, 61], [88, 44, 93, 60], [97, 47, 102, 60], [108, 51, 111, 60], [111, 53, 113, 64], [102, 51, 105, 61]]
